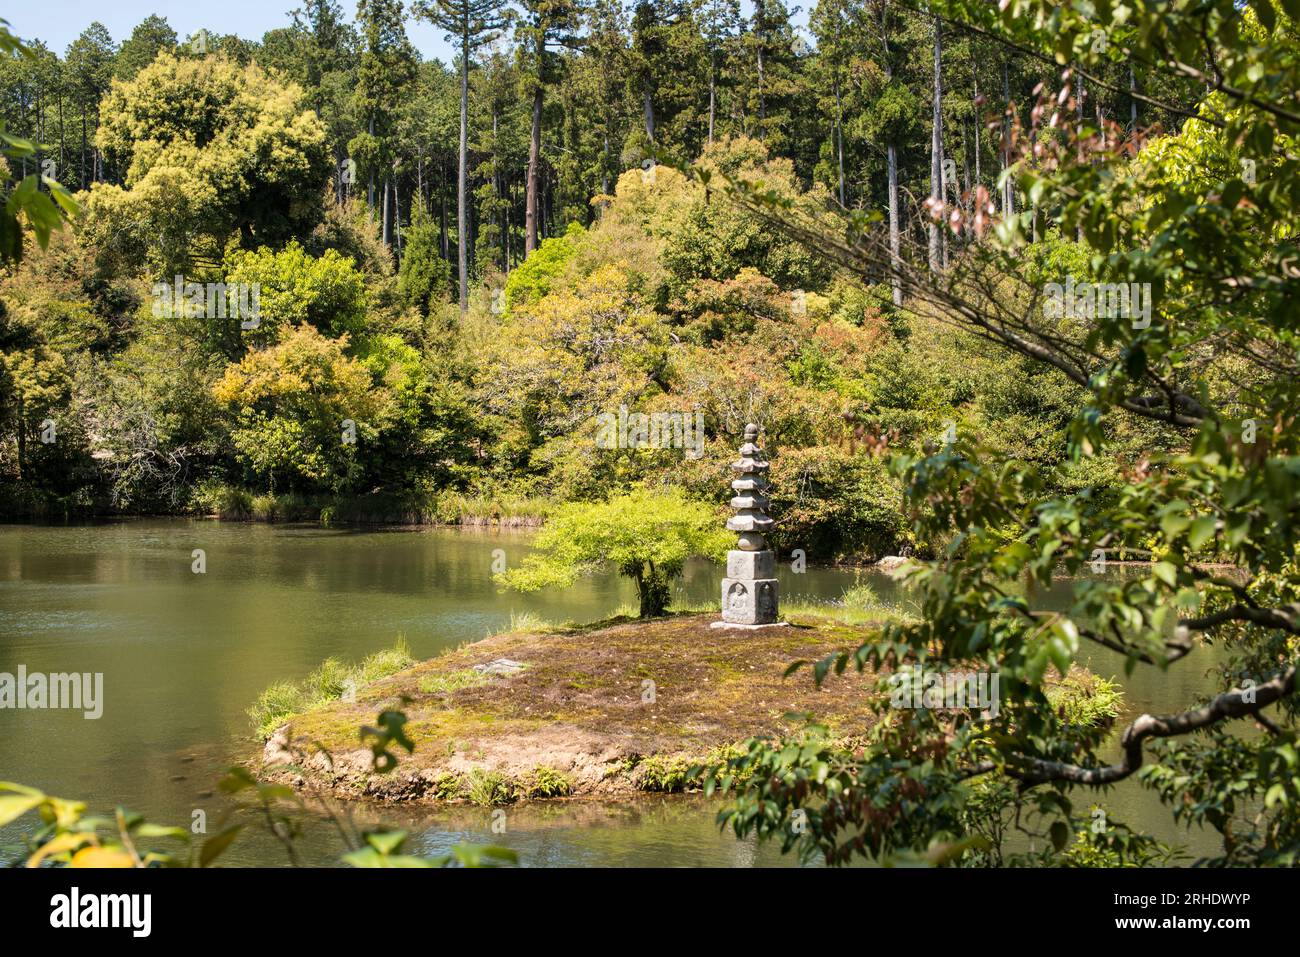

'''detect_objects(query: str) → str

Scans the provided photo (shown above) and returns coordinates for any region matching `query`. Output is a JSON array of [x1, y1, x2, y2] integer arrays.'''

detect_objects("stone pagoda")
[[715, 423, 783, 627]]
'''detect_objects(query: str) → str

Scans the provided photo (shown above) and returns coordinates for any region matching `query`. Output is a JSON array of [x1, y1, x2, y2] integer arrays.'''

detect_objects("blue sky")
[[6, 1, 458, 63], [7, 1, 812, 65]]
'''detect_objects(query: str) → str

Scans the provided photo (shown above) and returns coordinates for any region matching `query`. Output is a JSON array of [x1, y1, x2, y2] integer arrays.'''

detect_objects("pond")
[[0, 519, 1225, 866]]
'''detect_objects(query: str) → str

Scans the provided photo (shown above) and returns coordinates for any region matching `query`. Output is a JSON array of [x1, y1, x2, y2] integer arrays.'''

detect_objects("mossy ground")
[[260, 612, 888, 804], [258, 611, 1121, 806]]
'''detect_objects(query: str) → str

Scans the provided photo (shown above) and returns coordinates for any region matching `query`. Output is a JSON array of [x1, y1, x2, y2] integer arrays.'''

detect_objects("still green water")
[[0, 519, 1224, 866]]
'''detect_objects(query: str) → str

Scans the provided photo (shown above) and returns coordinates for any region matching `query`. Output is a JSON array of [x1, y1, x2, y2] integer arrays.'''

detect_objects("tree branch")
[[1004, 663, 1297, 785]]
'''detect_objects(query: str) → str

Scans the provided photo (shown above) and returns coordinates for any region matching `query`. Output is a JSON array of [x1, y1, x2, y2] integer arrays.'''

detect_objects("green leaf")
[[0, 791, 45, 827], [1160, 512, 1190, 539], [364, 829, 408, 855], [1187, 515, 1217, 550], [1251, 0, 1276, 33], [450, 843, 518, 867], [134, 823, 190, 841], [199, 825, 244, 867]]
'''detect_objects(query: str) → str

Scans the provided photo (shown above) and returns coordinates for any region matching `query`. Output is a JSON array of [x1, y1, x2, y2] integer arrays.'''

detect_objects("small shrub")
[[637, 754, 694, 792], [358, 636, 414, 683], [1047, 670, 1124, 731], [430, 772, 461, 801], [192, 481, 253, 520], [302, 657, 351, 706], [518, 766, 572, 799], [248, 682, 305, 740], [465, 769, 513, 806]]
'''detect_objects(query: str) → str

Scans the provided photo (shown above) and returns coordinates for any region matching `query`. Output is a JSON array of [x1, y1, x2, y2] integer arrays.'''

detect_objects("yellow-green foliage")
[[418, 668, 489, 695], [1046, 670, 1124, 730], [430, 772, 461, 801], [223, 241, 369, 344], [84, 52, 330, 275], [503, 222, 584, 314], [464, 769, 513, 807], [496, 487, 730, 617], [636, 754, 695, 792], [247, 637, 414, 739], [213, 325, 385, 489], [517, 766, 572, 799]]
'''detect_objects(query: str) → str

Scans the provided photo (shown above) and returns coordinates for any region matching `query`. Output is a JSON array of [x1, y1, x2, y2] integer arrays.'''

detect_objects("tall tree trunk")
[[440, 157, 448, 259], [57, 94, 65, 179], [888, 139, 901, 306], [1129, 65, 1138, 128], [708, 50, 717, 145], [457, 36, 470, 313], [834, 78, 845, 206], [961, 119, 971, 213], [643, 87, 655, 144], [367, 115, 376, 210], [15, 396, 25, 481], [1075, 68, 1084, 243], [526, 80, 542, 255], [382, 176, 391, 246], [928, 18, 944, 272], [93, 105, 101, 182], [393, 164, 402, 257], [1001, 59, 1014, 216], [883, 6, 902, 306], [601, 131, 610, 194]]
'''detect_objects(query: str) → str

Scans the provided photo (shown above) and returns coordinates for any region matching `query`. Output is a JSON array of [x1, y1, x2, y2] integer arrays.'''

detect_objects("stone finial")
[[715, 422, 782, 627], [727, 422, 773, 551]]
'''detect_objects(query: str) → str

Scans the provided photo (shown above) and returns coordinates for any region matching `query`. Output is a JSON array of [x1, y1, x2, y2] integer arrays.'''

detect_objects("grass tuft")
[[246, 637, 416, 740]]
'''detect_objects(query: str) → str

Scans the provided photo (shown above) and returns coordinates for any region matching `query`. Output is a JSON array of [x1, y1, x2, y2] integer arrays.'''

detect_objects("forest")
[[0, 0, 1196, 562]]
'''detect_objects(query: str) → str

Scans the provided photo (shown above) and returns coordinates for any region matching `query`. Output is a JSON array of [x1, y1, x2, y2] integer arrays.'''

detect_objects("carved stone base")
[[721, 573, 779, 625], [709, 620, 790, 631]]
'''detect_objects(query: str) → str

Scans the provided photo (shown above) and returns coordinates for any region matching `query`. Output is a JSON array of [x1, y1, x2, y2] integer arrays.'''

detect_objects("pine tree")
[[415, 0, 508, 312], [355, 0, 417, 246], [698, 0, 740, 146], [516, 0, 585, 255]]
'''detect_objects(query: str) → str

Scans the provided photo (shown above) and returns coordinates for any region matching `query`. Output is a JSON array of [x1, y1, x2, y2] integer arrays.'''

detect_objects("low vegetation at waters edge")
[[1045, 671, 1124, 732], [248, 637, 415, 739], [783, 580, 917, 628], [192, 484, 553, 526]]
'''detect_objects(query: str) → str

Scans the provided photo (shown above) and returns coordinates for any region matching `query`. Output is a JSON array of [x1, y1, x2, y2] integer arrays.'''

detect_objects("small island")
[[258, 612, 879, 804]]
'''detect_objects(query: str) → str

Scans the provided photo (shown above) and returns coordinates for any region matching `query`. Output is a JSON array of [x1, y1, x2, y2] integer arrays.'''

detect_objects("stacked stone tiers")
[[721, 423, 779, 624]]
